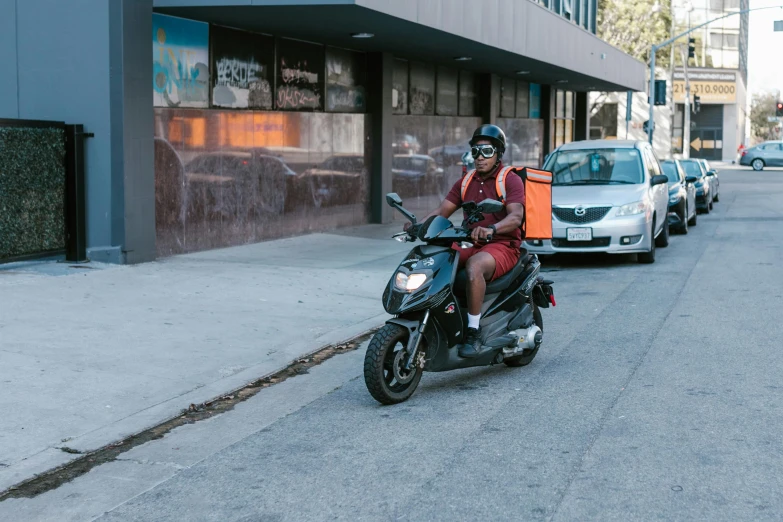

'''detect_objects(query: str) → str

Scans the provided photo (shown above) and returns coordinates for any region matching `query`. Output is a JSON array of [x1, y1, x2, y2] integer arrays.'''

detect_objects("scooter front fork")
[[404, 310, 430, 371]]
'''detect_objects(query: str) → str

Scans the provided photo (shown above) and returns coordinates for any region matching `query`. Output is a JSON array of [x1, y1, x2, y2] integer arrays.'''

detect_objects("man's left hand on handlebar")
[[470, 226, 494, 242]]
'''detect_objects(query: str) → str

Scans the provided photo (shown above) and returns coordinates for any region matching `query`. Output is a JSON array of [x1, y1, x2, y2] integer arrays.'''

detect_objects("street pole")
[[681, 47, 691, 159], [648, 4, 783, 145]]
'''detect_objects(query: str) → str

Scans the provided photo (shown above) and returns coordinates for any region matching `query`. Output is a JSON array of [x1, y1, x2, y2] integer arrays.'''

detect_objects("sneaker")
[[458, 327, 483, 358]]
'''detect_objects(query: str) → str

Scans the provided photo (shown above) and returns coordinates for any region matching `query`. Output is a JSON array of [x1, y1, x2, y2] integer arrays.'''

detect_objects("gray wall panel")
[[16, 0, 115, 252], [0, 0, 18, 118]]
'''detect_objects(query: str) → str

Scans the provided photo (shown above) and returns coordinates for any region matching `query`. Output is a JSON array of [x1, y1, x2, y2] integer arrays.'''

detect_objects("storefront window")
[[500, 77, 516, 117], [459, 71, 478, 116], [211, 26, 274, 110], [392, 59, 409, 115], [554, 89, 575, 145], [516, 81, 530, 118], [325, 47, 366, 113], [436, 66, 459, 116], [529, 83, 541, 118], [409, 61, 435, 115], [276, 38, 324, 111]]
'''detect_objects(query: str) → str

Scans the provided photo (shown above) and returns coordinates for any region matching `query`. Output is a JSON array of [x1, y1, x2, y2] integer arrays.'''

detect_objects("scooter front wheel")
[[364, 324, 423, 405]]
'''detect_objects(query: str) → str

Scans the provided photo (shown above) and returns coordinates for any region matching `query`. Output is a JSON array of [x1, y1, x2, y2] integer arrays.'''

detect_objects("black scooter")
[[363, 193, 556, 404]]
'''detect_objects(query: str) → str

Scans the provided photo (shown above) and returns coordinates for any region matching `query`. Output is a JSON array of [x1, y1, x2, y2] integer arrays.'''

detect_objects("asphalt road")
[[4, 167, 783, 521]]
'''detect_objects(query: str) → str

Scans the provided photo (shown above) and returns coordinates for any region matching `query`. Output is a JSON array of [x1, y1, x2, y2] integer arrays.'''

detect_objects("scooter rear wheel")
[[504, 304, 543, 367], [364, 324, 423, 405]]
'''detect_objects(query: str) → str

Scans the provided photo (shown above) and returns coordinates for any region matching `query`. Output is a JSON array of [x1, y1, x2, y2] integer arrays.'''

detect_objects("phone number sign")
[[673, 80, 736, 104]]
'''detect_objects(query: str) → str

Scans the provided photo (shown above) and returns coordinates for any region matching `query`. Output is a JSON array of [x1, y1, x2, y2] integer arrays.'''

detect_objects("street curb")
[[0, 314, 387, 497]]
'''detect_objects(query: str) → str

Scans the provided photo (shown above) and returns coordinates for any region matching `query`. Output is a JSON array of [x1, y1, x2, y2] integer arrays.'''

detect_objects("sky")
[[747, 0, 783, 96]]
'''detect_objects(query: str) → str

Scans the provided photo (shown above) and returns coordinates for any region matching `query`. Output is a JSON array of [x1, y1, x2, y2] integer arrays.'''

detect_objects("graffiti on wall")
[[153, 14, 209, 108], [211, 26, 274, 110]]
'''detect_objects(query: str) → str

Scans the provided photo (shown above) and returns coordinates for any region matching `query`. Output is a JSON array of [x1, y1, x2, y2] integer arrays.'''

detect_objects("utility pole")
[[683, 7, 692, 159], [681, 47, 691, 159]]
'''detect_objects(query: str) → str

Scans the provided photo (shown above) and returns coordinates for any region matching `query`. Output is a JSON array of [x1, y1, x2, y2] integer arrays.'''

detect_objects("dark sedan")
[[678, 159, 712, 214], [661, 159, 697, 233]]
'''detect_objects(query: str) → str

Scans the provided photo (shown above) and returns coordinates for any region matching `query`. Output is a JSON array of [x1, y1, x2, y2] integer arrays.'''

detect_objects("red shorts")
[[453, 241, 521, 281]]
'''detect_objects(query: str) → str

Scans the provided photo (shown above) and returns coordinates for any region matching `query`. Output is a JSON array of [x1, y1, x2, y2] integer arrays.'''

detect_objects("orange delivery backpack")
[[460, 165, 553, 241]]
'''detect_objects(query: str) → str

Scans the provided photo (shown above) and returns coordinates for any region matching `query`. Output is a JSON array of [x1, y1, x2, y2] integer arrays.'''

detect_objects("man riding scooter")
[[405, 124, 525, 358]]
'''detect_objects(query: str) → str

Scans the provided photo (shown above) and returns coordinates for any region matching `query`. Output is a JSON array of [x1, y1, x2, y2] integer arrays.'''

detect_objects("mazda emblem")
[[574, 206, 587, 217]]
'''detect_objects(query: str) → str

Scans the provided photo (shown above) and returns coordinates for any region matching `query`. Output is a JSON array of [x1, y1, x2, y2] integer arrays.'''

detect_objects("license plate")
[[567, 228, 592, 241]]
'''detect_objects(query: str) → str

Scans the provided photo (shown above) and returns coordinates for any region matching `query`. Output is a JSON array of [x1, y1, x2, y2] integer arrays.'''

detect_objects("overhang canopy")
[[154, 0, 646, 93]]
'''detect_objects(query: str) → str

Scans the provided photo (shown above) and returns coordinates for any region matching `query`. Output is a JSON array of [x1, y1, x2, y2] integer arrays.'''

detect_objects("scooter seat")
[[453, 251, 530, 296]]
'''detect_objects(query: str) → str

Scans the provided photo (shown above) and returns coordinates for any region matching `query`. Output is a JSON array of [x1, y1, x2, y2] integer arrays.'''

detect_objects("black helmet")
[[469, 124, 506, 155]]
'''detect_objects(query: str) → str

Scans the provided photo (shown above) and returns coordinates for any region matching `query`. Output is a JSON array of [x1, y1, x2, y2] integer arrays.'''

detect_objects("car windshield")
[[679, 160, 703, 177], [545, 148, 644, 186], [660, 162, 681, 184]]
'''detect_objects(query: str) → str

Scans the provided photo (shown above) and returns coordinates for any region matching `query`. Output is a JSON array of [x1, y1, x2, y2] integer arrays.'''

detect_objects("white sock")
[[467, 313, 481, 330]]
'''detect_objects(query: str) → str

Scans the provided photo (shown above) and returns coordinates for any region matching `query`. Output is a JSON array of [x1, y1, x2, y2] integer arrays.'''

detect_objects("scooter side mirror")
[[477, 198, 504, 214], [461, 151, 474, 167], [386, 193, 403, 206]]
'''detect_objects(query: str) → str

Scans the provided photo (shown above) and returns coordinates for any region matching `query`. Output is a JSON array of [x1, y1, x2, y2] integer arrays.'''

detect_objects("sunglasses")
[[470, 145, 497, 159]]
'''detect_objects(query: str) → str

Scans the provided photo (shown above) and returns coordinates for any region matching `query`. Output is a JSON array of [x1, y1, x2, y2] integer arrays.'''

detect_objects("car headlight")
[[616, 201, 647, 216], [394, 272, 428, 292]]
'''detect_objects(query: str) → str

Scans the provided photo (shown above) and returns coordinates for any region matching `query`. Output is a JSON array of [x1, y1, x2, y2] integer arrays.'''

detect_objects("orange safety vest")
[[460, 166, 553, 240]]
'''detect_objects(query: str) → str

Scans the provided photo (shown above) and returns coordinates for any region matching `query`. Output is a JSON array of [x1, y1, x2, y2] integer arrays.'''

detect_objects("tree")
[[750, 92, 781, 143], [598, 0, 673, 68]]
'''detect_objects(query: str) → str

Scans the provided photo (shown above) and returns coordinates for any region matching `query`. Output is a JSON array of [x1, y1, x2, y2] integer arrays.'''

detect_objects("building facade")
[[589, 0, 749, 162], [0, 0, 644, 264], [671, 0, 749, 160]]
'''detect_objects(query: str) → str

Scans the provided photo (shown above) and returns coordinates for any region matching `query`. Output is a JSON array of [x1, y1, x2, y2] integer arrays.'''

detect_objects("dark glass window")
[[516, 81, 530, 118], [325, 47, 366, 113], [459, 70, 478, 116], [436, 66, 458, 116], [211, 25, 274, 110], [409, 61, 435, 115], [392, 59, 409, 115], [276, 38, 324, 111]]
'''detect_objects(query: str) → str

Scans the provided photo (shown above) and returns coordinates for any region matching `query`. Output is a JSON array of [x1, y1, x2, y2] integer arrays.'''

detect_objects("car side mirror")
[[386, 193, 403, 206], [685, 176, 698, 184], [651, 174, 668, 186], [476, 199, 504, 214], [706, 170, 715, 176]]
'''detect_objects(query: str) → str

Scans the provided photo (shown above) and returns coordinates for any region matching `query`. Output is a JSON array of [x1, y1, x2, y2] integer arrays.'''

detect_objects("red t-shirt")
[[445, 163, 526, 247]]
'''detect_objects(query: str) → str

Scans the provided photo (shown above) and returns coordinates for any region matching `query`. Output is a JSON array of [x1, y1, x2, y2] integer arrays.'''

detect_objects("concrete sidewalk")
[[0, 223, 409, 492]]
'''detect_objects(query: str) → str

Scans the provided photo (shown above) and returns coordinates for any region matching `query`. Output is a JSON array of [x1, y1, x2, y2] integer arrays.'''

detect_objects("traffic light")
[[693, 95, 701, 114], [776, 101, 783, 117], [654, 80, 667, 106], [688, 38, 696, 60]]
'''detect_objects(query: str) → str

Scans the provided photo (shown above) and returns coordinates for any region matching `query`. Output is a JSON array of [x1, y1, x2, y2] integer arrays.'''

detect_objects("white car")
[[525, 140, 671, 263]]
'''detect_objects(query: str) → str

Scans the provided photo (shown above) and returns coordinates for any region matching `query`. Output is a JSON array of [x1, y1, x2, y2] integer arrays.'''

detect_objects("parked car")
[[739, 140, 783, 171], [296, 154, 367, 208], [524, 140, 670, 263], [391, 154, 445, 197], [184, 152, 294, 219], [696, 158, 720, 202], [392, 134, 421, 155], [677, 159, 712, 213], [661, 159, 697, 234]]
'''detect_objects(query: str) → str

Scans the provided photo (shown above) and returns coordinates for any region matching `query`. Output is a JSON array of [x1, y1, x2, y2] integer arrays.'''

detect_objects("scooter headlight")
[[394, 272, 428, 292]]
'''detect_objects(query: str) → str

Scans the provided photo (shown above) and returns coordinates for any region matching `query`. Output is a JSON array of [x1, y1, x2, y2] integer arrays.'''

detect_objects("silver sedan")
[[525, 140, 670, 264]]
